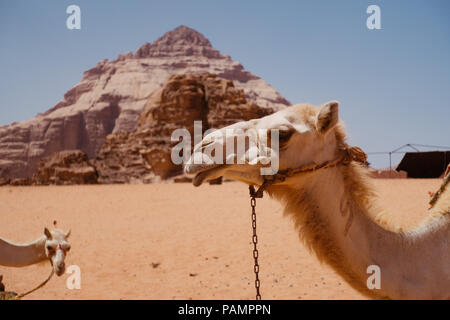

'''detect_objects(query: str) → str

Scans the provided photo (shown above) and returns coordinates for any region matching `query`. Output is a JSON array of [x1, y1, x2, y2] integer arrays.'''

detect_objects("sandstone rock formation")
[[94, 131, 154, 184], [0, 25, 290, 179], [94, 73, 273, 183], [32, 150, 98, 185]]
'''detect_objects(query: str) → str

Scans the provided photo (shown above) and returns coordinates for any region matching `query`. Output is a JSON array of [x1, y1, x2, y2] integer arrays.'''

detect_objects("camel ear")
[[316, 101, 339, 134], [66, 229, 71, 239], [44, 228, 52, 239]]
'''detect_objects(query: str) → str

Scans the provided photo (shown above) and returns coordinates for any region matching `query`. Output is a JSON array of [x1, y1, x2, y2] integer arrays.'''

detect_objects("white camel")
[[0, 228, 71, 277], [185, 101, 450, 299]]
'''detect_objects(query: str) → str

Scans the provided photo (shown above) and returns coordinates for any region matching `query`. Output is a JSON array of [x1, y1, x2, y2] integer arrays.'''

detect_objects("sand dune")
[[0, 179, 441, 299]]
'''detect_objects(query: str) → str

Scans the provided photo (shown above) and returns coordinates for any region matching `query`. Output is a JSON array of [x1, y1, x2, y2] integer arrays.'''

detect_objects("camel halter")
[[247, 145, 367, 300], [49, 244, 68, 259]]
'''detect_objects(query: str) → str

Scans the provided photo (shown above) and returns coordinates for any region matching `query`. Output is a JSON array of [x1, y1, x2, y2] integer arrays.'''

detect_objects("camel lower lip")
[[192, 166, 224, 186], [193, 171, 207, 187]]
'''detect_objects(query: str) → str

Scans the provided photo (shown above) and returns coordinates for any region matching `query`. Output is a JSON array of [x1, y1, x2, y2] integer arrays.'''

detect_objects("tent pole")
[[389, 152, 392, 178]]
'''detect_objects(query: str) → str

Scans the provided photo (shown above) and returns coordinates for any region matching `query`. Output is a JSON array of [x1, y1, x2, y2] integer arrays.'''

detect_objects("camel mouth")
[[191, 165, 225, 187], [55, 266, 65, 276]]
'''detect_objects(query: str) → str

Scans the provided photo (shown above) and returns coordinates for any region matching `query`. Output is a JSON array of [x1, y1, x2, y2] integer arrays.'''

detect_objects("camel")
[[184, 101, 450, 300], [0, 228, 71, 277]]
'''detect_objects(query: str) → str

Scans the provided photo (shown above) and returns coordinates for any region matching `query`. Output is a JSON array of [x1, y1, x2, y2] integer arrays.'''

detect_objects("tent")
[[396, 151, 450, 178]]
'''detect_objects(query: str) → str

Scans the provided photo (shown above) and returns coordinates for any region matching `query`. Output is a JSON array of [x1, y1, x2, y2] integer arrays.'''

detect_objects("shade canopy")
[[396, 151, 450, 178]]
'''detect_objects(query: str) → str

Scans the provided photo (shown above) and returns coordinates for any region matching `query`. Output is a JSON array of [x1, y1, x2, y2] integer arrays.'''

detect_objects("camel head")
[[43, 228, 71, 276], [185, 101, 343, 187]]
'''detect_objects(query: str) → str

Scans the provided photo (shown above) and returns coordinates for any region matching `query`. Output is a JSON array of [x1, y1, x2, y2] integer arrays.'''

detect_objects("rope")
[[429, 166, 450, 209], [345, 146, 368, 165], [0, 267, 54, 300], [16, 269, 54, 300], [257, 145, 368, 188]]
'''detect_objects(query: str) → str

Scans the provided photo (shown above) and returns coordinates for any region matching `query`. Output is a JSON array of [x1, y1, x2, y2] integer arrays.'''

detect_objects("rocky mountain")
[[94, 73, 273, 184], [0, 25, 290, 179], [33, 150, 98, 185]]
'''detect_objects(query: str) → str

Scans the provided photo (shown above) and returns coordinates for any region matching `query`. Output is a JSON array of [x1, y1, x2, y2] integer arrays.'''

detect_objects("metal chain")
[[249, 186, 261, 300]]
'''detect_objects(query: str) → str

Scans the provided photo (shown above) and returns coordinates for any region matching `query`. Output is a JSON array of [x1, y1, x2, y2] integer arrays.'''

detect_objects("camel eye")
[[60, 243, 71, 252], [46, 245, 55, 251], [279, 130, 293, 141], [274, 126, 295, 143]]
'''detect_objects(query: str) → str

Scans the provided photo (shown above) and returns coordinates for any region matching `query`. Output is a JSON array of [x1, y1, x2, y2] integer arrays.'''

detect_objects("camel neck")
[[0, 235, 47, 267], [276, 163, 450, 299]]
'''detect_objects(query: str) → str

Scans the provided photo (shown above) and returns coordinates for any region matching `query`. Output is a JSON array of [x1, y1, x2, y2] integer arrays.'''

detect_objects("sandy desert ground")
[[0, 179, 442, 300]]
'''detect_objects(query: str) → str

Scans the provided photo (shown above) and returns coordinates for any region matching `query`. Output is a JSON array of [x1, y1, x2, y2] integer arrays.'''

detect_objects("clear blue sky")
[[1, 0, 449, 168]]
